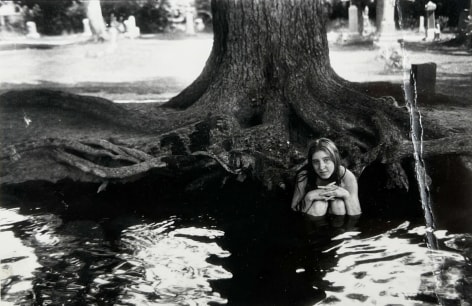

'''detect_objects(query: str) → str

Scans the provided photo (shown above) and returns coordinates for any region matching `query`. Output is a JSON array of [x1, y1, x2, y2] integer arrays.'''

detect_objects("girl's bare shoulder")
[[296, 169, 308, 182], [341, 167, 357, 184]]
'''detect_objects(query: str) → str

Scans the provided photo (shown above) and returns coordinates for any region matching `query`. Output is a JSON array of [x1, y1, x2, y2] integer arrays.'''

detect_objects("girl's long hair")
[[297, 138, 343, 187]]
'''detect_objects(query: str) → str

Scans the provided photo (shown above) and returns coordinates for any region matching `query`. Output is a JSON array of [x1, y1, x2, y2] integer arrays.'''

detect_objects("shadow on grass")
[[404, 39, 472, 55], [0, 79, 185, 96], [352, 81, 469, 106]]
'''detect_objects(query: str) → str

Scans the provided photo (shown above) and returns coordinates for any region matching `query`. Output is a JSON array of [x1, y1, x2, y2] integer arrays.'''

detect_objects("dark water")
[[1, 190, 472, 306]]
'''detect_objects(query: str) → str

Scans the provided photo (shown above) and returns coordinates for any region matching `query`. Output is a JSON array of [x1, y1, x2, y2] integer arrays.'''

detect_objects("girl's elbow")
[[347, 209, 362, 216], [347, 203, 362, 215], [345, 197, 361, 215]]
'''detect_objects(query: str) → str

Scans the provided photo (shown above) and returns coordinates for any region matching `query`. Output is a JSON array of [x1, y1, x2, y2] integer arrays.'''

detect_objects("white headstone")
[[127, 16, 136, 28], [82, 18, 92, 36], [348, 5, 359, 33], [26, 21, 40, 38], [124, 16, 140, 39], [195, 18, 205, 32], [419, 16, 425, 33], [185, 10, 195, 35]]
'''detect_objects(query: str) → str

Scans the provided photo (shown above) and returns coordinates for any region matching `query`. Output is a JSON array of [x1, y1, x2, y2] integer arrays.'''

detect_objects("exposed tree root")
[[2, 138, 152, 164], [53, 149, 166, 179], [1, 88, 471, 196]]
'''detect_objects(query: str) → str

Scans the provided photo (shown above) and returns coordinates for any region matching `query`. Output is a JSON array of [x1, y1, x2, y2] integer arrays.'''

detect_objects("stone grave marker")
[[425, 1, 437, 39], [124, 16, 140, 38], [82, 18, 92, 36], [419, 16, 425, 33], [410, 63, 437, 97], [348, 4, 359, 34], [26, 21, 40, 38], [185, 8, 195, 35]]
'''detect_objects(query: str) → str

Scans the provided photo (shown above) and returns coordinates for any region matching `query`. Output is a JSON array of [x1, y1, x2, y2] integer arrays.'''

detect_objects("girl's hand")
[[318, 184, 349, 199], [304, 189, 334, 203], [317, 182, 336, 191]]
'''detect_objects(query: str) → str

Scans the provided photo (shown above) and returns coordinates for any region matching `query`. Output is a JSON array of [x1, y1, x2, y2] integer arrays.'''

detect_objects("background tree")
[[1, 0, 471, 204], [14, 0, 81, 35], [86, 0, 106, 41], [9, 0, 211, 35]]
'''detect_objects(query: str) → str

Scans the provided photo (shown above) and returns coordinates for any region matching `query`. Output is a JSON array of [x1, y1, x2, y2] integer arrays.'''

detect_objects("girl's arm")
[[318, 169, 361, 215], [291, 173, 307, 211], [340, 170, 361, 215]]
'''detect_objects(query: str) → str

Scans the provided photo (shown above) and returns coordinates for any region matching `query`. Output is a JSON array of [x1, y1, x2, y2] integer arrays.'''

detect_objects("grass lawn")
[[0, 35, 213, 102], [0, 32, 471, 105]]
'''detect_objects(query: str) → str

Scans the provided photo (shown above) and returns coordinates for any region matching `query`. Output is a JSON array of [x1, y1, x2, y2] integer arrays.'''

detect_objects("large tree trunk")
[[86, 0, 107, 41], [1, 0, 471, 200]]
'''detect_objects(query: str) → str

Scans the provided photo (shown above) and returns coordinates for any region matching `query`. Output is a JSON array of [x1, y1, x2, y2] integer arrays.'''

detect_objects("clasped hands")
[[314, 182, 349, 201]]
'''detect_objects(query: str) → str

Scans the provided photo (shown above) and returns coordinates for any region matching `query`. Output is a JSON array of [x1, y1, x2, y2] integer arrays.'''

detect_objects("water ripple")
[[317, 222, 471, 305], [114, 217, 232, 305], [0, 208, 40, 305]]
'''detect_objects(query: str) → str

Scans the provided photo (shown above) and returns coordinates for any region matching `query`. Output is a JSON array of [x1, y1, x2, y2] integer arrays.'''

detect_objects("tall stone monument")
[[338, 2, 362, 44], [348, 4, 359, 34], [425, 1, 437, 40], [185, 5, 195, 35], [376, 0, 402, 71], [377, 0, 396, 44]]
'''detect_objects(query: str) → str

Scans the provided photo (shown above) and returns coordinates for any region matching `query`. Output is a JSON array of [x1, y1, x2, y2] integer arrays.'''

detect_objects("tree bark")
[[1, 0, 471, 198]]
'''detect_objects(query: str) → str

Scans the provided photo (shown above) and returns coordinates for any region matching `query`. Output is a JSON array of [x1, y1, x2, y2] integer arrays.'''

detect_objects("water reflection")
[[316, 221, 472, 305], [0, 208, 39, 305], [1, 205, 472, 305], [0, 208, 231, 305], [1, 208, 122, 305], [115, 217, 231, 304]]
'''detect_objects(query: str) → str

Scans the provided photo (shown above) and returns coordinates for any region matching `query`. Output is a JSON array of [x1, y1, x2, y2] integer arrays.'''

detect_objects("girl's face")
[[311, 150, 335, 180]]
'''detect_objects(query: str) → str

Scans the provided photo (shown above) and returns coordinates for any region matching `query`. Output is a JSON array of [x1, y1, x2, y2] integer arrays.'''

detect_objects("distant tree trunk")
[[86, 0, 106, 41], [1, 0, 471, 199]]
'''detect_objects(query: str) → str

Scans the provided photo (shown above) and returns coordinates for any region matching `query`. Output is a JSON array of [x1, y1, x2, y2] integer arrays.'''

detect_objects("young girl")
[[291, 138, 361, 217]]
